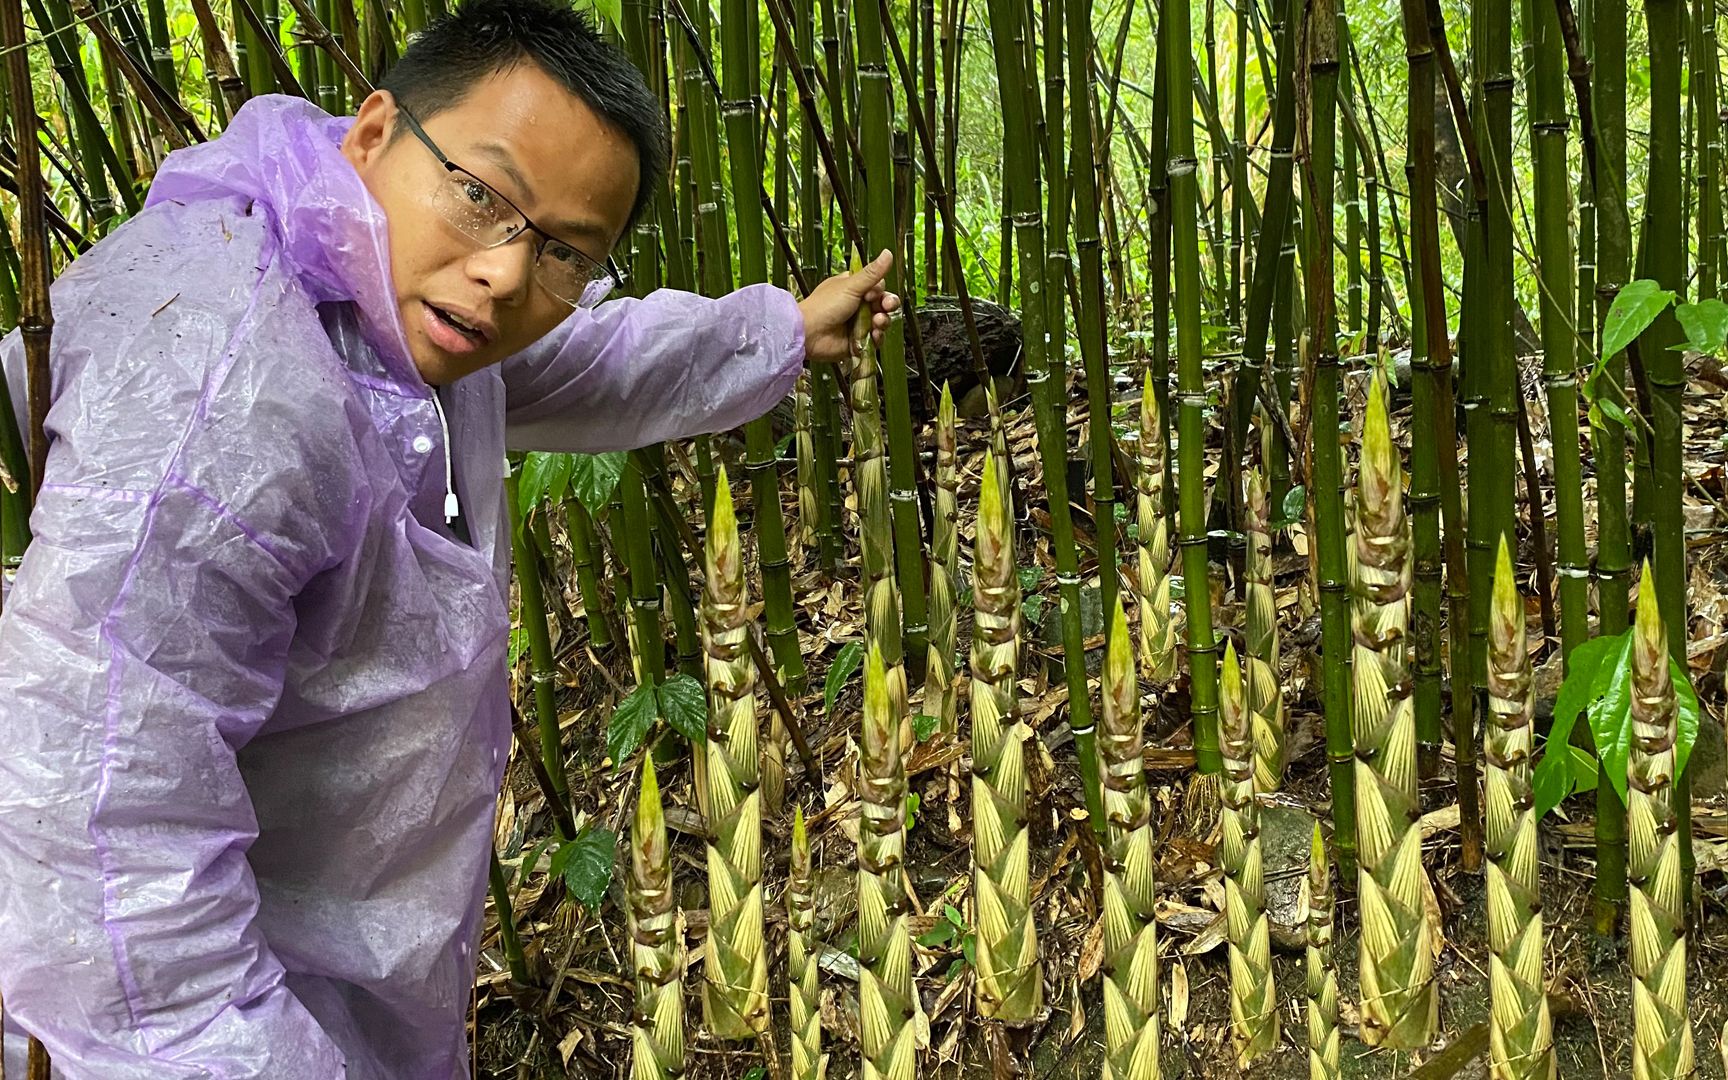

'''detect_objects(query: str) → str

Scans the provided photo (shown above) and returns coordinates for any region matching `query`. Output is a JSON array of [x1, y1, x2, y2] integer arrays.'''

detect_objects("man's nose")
[[465, 235, 536, 302]]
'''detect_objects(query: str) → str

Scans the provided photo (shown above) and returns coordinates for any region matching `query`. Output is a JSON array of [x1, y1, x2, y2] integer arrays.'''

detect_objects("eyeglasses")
[[396, 105, 626, 309]]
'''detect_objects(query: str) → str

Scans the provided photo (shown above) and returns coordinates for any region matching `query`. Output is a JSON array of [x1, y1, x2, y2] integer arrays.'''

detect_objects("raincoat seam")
[[88, 233, 298, 1049]]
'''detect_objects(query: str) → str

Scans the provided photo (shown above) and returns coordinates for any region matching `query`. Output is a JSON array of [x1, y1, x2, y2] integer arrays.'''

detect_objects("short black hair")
[[381, 0, 667, 229]]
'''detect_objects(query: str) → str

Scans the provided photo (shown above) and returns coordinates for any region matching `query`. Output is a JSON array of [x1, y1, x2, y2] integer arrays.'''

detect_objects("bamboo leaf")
[[608, 682, 658, 768], [561, 826, 617, 911], [912, 713, 940, 742], [1674, 299, 1728, 356], [824, 641, 865, 716], [1599, 279, 1675, 362], [1674, 656, 1700, 781], [519, 452, 575, 516], [570, 451, 629, 514], [657, 674, 706, 745], [1534, 630, 1629, 817]]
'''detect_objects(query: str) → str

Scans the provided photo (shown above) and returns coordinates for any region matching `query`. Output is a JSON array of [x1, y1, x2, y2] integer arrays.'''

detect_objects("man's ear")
[[341, 90, 398, 171]]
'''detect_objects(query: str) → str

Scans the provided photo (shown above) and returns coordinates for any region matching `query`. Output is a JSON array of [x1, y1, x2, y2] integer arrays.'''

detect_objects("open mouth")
[[428, 302, 487, 344]]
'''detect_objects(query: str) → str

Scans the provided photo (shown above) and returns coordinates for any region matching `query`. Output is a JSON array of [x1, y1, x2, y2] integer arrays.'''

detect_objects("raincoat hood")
[[0, 94, 804, 1079], [146, 96, 421, 389]]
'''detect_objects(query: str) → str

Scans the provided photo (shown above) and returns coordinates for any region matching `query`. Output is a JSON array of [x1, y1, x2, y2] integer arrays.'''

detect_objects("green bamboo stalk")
[[1628, 565, 1694, 1078], [505, 468, 571, 820], [855, 0, 928, 675], [566, 501, 616, 650], [1303, 824, 1339, 1080], [1165, 0, 1220, 775], [1352, 375, 1437, 1049], [699, 472, 769, 1040], [1244, 467, 1285, 791], [1066, 0, 1118, 617], [1136, 370, 1177, 685], [1525, 0, 1588, 662], [620, 456, 665, 690], [1484, 539, 1554, 1080], [969, 451, 1041, 1022], [983, 0, 1104, 817], [1694, 0, 1720, 301], [1590, 0, 1631, 937], [31, 0, 128, 227], [719, 0, 807, 695], [1340, 7, 1362, 335], [789, 806, 825, 1080], [857, 644, 916, 1080], [797, 0, 841, 573], [1219, 642, 1277, 1065], [1098, 599, 1161, 1080], [1306, 0, 1354, 868], [927, 384, 959, 735], [1231, 0, 1246, 325], [1643, 0, 1694, 894], [488, 850, 530, 986], [1472, 0, 1520, 769], [629, 762, 685, 1080]]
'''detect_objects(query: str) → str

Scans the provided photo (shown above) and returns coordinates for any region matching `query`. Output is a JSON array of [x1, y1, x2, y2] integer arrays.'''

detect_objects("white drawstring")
[[430, 390, 460, 524]]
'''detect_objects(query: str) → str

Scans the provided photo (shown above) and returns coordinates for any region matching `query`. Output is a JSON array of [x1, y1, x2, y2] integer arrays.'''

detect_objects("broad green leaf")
[[904, 792, 921, 830], [1534, 630, 1630, 818], [657, 674, 707, 745], [824, 641, 865, 716], [560, 826, 617, 911], [607, 683, 658, 768], [1599, 279, 1675, 363], [521, 452, 579, 516], [569, 452, 629, 514], [917, 919, 956, 947], [1595, 397, 1631, 430], [507, 625, 529, 670], [1279, 484, 1307, 527], [742, 1070, 767, 1080], [1021, 595, 1047, 626], [1018, 567, 1045, 592], [1584, 631, 1637, 805], [1567, 745, 1599, 796], [1674, 299, 1728, 356], [913, 713, 940, 742], [944, 904, 965, 928], [1674, 657, 1700, 781]]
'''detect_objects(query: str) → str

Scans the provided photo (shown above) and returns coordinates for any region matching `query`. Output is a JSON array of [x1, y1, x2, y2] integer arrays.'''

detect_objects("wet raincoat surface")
[[0, 95, 803, 1079]]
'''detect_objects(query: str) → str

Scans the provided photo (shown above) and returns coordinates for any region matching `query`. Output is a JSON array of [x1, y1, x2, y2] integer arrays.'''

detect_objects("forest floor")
[[472, 346, 1728, 1079]]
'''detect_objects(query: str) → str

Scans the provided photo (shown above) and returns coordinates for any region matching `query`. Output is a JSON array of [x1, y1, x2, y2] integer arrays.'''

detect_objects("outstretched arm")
[[501, 251, 900, 453]]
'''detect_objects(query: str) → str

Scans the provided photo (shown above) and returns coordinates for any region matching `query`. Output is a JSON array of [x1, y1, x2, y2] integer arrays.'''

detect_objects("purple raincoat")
[[0, 95, 803, 1078]]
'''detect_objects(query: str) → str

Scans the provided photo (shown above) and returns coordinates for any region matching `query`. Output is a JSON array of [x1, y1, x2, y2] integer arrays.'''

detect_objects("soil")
[[473, 348, 1728, 1079]]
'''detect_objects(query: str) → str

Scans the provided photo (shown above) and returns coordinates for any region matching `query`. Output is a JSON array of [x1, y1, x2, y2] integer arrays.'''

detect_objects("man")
[[0, 0, 895, 1075]]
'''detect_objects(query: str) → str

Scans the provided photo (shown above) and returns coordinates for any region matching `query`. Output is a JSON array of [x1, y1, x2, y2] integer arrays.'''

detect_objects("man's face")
[[341, 65, 640, 385]]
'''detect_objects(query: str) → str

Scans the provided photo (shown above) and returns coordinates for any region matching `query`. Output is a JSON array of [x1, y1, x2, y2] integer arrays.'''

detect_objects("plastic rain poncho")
[[0, 95, 803, 1079]]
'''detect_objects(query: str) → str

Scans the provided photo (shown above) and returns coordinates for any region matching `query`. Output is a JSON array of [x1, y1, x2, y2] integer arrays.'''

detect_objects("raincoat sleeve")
[[0, 312, 353, 1074], [500, 282, 805, 452]]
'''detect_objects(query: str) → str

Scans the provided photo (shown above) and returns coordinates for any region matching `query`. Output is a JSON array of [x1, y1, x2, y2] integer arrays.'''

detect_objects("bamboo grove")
[[0, 0, 1724, 1073]]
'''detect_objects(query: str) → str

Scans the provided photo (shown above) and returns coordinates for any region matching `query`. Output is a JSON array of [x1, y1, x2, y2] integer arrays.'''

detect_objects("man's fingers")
[[848, 249, 894, 295]]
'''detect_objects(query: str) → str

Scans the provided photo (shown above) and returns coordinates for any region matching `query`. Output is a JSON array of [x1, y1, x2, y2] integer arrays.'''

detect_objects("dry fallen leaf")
[[1169, 960, 1190, 1032], [1077, 915, 1106, 982]]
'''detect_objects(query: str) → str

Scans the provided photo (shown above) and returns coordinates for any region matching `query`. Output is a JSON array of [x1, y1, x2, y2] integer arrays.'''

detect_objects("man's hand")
[[798, 249, 902, 365]]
